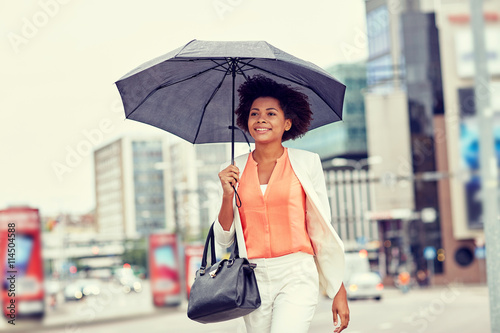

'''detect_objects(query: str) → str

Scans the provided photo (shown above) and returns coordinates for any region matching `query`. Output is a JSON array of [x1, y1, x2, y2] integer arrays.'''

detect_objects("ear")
[[285, 119, 292, 131]]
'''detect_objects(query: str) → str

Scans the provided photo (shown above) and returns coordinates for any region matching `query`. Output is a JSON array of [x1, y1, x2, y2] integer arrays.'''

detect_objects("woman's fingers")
[[335, 313, 349, 333], [218, 165, 240, 192], [219, 171, 239, 184], [333, 310, 349, 333], [332, 289, 350, 333]]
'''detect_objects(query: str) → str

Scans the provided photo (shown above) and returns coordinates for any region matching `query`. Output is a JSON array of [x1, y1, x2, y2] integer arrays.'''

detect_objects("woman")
[[214, 75, 349, 333]]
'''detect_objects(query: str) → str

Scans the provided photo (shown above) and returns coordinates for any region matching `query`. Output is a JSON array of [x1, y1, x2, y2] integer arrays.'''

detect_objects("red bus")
[[184, 244, 203, 298], [0, 207, 45, 320], [148, 233, 181, 306]]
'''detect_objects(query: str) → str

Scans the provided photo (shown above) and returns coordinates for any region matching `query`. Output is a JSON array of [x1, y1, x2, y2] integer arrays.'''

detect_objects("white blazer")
[[213, 148, 345, 298]]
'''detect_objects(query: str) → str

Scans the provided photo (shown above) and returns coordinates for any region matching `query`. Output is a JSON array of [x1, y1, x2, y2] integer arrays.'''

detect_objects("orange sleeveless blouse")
[[237, 148, 315, 259]]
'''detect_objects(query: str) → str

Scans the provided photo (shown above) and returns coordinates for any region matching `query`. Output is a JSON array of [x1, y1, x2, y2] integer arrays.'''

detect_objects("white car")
[[64, 279, 102, 301], [346, 272, 383, 301]]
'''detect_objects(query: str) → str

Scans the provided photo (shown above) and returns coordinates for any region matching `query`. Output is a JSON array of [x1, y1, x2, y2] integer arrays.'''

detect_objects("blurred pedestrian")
[[49, 293, 57, 310], [397, 271, 411, 293], [214, 75, 349, 333]]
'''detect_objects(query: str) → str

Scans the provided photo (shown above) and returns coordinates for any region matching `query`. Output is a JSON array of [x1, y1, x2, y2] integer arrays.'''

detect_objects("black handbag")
[[187, 223, 261, 323]]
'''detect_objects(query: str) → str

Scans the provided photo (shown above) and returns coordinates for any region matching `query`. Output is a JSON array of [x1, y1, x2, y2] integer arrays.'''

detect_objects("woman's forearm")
[[218, 195, 234, 231]]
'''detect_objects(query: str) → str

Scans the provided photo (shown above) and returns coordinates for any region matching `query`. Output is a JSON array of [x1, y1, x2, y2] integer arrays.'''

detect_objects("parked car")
[[64, 279, 102, 301], [114, 267, 143, 293], [344, 251, 371, 283], [119, 275, 143, 294], [346, 272, 383, 301]]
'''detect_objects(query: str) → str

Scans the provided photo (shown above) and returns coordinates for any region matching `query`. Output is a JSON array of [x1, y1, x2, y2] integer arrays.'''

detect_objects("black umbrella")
[[115, 39, 345, 162]]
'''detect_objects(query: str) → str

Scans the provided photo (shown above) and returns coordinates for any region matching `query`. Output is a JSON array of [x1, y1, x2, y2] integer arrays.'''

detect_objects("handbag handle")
[[201, 224, 217, 270], [199, 223, 240, 275]]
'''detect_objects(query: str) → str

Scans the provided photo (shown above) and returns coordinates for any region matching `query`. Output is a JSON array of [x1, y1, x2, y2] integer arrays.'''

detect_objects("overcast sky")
[[0, 0, 368, 215]]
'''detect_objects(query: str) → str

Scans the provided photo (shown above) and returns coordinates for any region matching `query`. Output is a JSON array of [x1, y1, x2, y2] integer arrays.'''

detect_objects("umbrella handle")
[[232, 185, 241, 208]]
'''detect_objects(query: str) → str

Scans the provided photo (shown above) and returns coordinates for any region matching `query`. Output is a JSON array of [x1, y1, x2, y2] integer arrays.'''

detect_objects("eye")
[[250, 112, 258, 116], [268, 112, 276, 116]]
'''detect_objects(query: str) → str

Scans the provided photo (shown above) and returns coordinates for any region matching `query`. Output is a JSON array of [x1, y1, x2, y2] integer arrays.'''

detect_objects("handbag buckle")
[[209, 261, 225, 278], [209, 265, 220, 278]]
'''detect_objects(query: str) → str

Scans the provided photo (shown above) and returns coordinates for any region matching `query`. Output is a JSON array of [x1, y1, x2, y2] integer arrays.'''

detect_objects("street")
[[1, 282, 490, 333]]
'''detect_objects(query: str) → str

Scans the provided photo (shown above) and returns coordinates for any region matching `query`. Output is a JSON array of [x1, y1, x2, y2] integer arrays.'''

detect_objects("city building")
[[94, 131, 251, 243], [194, 143, 235, 236], [433, 0, 500, 283], [363, 0, 499, 285], [284, 62, 378, 255], [168, 140, 201, 241], [42, 212, 125, 279], [94, 136, 175, 238], [162, 140, 252, 242], [286, 62, 368, 161], [363, 0, 447, 285]]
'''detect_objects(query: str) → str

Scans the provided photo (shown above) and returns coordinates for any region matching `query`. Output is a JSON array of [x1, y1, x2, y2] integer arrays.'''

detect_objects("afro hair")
[[235, 75, 312, 142]]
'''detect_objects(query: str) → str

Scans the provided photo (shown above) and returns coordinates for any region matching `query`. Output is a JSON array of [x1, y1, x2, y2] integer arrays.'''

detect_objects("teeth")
[[256, 128, 269, 132]]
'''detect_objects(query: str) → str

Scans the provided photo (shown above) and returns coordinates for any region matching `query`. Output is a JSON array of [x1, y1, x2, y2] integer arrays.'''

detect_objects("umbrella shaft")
[[231, 59, 236, 165]]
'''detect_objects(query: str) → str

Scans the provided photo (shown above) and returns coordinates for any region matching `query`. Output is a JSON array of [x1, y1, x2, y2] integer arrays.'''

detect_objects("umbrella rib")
[[126, 61, 228, 118], [235, 58, 255, 71], [192, 69, 230, 143], [236, 60, 343, 120], [211, 59, 230, 69], [209, 59, 232, 73], [234, 61, 250, 81]]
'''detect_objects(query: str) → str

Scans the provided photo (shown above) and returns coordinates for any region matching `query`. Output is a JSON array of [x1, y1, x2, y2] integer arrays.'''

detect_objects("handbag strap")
[[201, 224, 217, 269], [231, 231, 240, 259], [200, 223, 240, 273]]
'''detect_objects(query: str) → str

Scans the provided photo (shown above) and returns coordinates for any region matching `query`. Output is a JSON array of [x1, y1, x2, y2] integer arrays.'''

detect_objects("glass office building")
[[363, 0, 452, 283], [132, 140, 166, 234], [285, 62, 368, 161]]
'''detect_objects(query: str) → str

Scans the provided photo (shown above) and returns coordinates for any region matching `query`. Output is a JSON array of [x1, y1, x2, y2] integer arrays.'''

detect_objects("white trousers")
[[244, 252, 319, 333]]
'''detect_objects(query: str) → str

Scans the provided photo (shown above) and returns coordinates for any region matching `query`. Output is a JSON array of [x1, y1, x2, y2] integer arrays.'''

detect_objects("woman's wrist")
[[222, 193, 234, 201]]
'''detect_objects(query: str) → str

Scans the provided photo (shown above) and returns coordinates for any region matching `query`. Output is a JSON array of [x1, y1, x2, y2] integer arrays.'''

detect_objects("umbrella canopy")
[[115, 39, 345, 147]]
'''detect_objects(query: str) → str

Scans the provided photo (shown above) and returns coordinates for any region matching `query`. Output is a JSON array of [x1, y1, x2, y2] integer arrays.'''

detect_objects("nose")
[[256, 114, 267, 123]]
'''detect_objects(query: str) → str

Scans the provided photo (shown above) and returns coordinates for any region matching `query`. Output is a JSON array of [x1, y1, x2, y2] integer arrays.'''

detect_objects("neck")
[[253, 142, 285, 164]]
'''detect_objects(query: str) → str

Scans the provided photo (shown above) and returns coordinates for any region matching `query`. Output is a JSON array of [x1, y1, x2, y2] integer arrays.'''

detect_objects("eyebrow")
[[250, 107, 279, 111]]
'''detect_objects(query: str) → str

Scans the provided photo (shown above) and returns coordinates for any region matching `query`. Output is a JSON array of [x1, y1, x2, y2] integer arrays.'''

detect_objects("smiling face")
[[248, 97, 292, 144]]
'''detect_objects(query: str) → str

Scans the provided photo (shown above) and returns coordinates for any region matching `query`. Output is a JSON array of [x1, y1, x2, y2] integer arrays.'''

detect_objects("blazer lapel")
[[288, 149, 329, 222], [232, 153, 250, 258]]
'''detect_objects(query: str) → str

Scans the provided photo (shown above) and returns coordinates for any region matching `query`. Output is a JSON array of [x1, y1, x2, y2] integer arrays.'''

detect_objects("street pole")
[[470, 1, 500, 332]]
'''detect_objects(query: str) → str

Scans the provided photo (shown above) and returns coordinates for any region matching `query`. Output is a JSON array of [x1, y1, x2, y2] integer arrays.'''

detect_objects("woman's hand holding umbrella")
[[218, 165, 240, 195]]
